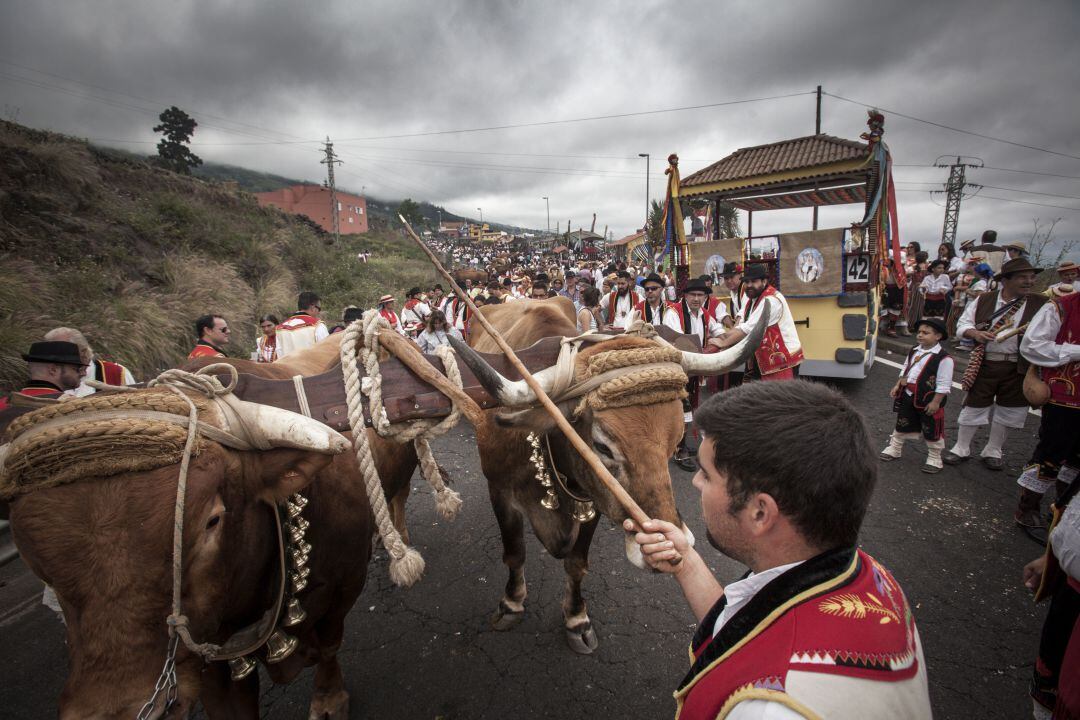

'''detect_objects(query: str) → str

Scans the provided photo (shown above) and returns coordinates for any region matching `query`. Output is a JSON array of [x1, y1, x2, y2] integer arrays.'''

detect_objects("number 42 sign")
[[845, 254, 870, 284]]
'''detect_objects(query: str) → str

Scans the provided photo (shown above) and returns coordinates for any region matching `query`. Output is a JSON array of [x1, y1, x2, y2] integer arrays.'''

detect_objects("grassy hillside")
[[0, 120, 441, 389]]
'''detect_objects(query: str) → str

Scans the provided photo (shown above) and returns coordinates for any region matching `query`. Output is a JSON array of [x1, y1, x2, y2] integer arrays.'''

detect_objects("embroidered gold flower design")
[[818, 593, 900, 624]]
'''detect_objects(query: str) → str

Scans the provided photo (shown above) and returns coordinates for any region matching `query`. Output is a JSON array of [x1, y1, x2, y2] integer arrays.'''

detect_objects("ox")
[[449, 296, 763, 653], [7, 338, 419, 718], [184, 334, 419, 542]]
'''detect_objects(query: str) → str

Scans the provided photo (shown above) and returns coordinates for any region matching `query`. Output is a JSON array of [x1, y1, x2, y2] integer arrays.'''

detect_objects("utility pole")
[[638, 153, 650, 231], [815, 85, 822, 134], [934, 156, 983, 245], [320, 137, 343, 244], [542, 196, 550, 233]]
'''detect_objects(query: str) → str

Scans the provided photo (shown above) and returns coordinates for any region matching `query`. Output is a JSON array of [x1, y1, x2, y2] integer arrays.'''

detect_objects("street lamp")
[[542, 196, 550, 233], [477, 207, 483, 239], [638, 153, 650, 233]]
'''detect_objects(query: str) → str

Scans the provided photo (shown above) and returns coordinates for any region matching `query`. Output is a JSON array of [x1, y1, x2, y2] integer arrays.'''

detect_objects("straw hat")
[[378, 294, 395, 305]]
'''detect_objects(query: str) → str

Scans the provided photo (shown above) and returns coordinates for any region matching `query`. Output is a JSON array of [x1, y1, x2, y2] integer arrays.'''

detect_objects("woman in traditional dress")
[[255, 314, 279, 363], [414, 309, 462, 353]]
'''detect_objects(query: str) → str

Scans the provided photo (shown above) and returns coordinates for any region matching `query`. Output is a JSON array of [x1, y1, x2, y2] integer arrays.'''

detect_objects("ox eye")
[[594, 441, 614, 459], [206, 514, 222, 530]]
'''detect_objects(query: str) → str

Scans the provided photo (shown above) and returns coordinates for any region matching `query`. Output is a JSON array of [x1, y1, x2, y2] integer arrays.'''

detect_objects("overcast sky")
[[2, 0, 1078, 254]]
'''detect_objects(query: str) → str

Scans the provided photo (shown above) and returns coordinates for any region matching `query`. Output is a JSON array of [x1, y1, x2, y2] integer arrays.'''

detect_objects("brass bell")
[[293, 565, 311, 581], [296, 540, 312, 556], [228, 655, 257, 681], [291, 547, 309, 567], [291, 571, 308, 593], [572, 500, 597, 523], [291, 493, 309, 510], [286, 501, 304, 520], [264, 629, 299, 664], [540, 489, 560, 511], [282, 598, 307, 627], [288, 525, 306, 545], [291, 517, 310, 533]]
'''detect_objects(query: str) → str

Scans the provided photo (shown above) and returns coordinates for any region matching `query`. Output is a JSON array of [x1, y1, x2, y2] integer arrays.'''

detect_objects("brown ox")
[[7, 338, 418, 719], [449, 296, 763, 653], [451, 268, 488, 286], [183, 334, 419, 542]]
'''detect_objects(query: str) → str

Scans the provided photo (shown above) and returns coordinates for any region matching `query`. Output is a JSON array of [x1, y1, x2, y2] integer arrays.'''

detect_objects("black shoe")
[[942, 451, 969, 466], [673, 454, 697, 472], [982, 456, 1004, 471]]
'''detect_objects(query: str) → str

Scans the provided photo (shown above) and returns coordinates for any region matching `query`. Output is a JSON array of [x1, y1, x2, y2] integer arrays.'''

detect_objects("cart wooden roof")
[[678, 133, 875, 210]]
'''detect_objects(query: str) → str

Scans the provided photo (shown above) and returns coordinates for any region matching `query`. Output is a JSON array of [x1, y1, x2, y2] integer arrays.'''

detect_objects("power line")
[[334, 91, 815, 141], [825, 92, 1080, 162], [897, 188, 1079, 212], [976, 183, 1080, 201], [0, 59, 308, 143], [895, 163, 1080, 181]]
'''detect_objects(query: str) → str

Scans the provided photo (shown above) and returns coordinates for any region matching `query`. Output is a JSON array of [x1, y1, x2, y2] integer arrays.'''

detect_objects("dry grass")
[[0, 120, 442, 388]]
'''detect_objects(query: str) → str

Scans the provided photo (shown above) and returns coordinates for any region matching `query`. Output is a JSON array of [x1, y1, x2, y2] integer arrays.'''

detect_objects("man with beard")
[[624, 381, 931, 720], [712, 264, 803, 381], [943, 258, 1047, 473], [0, 341, 87, 409], [600, 270, 645, 329]]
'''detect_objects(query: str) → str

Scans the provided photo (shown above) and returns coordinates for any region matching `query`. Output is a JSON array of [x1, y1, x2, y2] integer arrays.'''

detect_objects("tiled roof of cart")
[[680, 134, 871, 192]]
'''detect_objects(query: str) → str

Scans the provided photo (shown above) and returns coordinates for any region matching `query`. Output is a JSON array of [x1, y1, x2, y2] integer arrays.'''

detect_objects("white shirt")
[[919, 274, 952, 295], [682, 306, 724, 344], [602, 290, 641, 328], [713, 561, 805, 636], [900, 344, 954, 395], [956, 292, 1027, 355], [715, 561, 807, 720], [947, 256, 966, 274], [1021, 301, 1080, 367], [414, 326, 463, 354], [1051, 495, 1080, 582]]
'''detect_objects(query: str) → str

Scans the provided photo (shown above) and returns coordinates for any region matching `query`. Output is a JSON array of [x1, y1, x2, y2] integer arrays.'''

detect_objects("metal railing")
[[0, 519, 18, 567]]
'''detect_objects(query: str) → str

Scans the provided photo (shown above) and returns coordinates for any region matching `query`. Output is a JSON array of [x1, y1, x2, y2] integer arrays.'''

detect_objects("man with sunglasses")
[[188, 314, 230, 359], [630, 272, 681, 329], [275, 291, 330, 359]]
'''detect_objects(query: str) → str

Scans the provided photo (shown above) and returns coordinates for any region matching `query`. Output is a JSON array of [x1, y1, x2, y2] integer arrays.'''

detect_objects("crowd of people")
[[3, 232, 1078, 718]]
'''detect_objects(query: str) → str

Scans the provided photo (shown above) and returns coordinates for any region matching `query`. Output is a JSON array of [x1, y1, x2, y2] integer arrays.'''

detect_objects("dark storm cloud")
[[2, 0, 1078, 249]]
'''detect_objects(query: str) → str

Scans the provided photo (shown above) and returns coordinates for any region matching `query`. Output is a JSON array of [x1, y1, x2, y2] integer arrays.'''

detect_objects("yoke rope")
[[340, 311, 467, 587]]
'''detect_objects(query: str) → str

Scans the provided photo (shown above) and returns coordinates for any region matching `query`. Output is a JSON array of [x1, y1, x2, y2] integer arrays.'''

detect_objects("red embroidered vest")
[[95, 358, 126, 385], [676, 549, 922, 720], [1043, 292, 1080, 408], [749, 286, 804, 375], [187, 342, 224, 360]]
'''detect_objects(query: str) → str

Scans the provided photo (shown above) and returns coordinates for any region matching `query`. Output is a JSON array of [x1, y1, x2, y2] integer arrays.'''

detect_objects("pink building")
[[255, 184, 369, 234]]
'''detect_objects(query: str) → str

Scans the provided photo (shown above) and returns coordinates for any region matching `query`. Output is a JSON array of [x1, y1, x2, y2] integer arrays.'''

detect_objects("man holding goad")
[[625, 381, 931, 719]]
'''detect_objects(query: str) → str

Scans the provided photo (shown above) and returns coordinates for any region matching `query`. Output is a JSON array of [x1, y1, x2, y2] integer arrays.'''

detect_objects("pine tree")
[[153, 106, 203, 175]]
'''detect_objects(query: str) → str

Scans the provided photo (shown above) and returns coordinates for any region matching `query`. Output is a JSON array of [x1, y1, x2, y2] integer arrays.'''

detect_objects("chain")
[[136, 633, 180, 719]]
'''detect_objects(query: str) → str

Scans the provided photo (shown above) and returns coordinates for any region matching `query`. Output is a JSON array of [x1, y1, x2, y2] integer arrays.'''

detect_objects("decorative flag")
[[659, 154, 688, 272]]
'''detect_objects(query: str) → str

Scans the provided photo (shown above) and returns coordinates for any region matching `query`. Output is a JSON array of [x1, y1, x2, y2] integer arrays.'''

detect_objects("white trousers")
[[956, 403, 1029, 429]]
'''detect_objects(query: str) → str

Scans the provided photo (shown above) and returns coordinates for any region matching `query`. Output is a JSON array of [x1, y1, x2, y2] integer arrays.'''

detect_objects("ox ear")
[[494, 400, 579, 432], [252, 449, 336, 504]]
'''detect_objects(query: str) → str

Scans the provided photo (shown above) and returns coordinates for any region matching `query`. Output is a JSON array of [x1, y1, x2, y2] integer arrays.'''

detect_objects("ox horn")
[[219, 399, 350, 454], [676, 303, 772, 376], [446, 334, 562, 407]]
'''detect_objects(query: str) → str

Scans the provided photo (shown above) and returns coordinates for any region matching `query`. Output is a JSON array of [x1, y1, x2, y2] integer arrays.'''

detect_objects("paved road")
[[0, 348, 1050, 719]]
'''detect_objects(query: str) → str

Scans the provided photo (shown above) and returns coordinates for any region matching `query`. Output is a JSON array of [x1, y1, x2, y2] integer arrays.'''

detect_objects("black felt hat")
[[742, 264, 768, 281], [721, 261, 743, 278], [914, 317, 948, 340], [642, 273, 665, 288], [683, 278, 712, 295], [21, 341, 83, 365]]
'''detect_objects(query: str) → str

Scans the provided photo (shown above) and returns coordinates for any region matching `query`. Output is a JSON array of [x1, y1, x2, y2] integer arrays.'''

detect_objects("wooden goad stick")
[[397, 215, 677, 557]]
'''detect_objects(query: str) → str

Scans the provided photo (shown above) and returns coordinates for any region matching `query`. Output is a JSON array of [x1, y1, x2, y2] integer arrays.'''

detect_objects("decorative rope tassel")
[[340, 312, 426, 587], [415, 437, 462, 521]]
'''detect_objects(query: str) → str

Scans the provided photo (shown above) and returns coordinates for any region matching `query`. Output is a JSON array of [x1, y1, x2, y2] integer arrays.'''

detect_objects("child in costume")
[[881, 317, 955, 473]]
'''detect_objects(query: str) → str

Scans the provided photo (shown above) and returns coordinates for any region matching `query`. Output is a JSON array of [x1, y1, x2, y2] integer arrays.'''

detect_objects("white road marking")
[[873, 354, 1040, 417]]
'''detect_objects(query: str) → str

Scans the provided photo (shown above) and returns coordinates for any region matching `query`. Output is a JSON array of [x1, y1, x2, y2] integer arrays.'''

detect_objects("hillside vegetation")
[[0, 120, 441, 389]]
